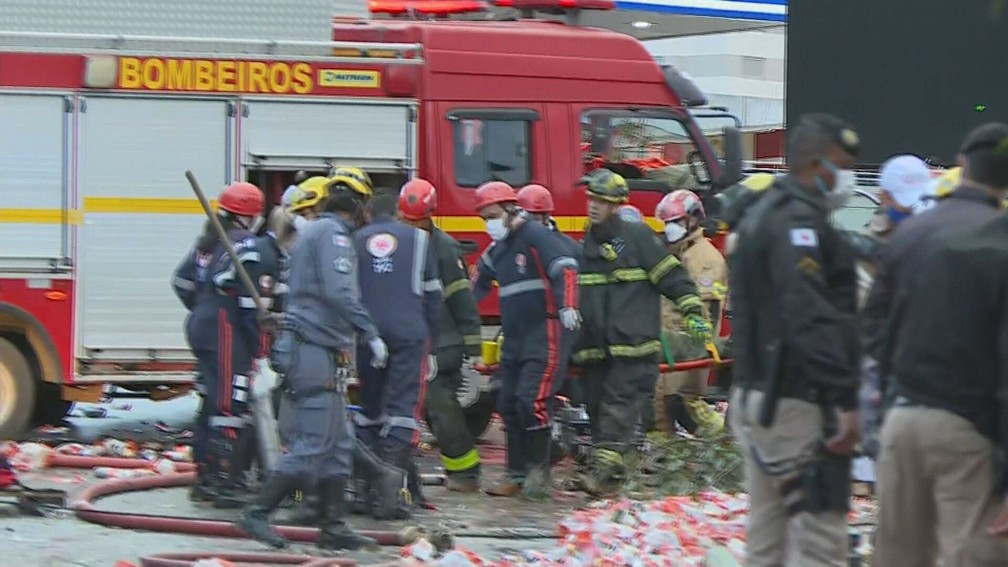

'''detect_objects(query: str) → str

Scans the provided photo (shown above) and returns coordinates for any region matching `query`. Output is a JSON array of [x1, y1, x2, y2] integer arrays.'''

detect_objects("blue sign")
[[615, 0, 787, 22]]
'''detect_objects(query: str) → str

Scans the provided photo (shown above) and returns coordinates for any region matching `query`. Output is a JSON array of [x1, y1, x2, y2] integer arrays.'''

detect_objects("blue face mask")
[[887, 207, 912, 225]]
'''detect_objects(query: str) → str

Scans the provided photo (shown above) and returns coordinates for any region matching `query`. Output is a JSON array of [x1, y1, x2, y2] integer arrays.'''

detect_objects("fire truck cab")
[[0, 0, 742, 438]]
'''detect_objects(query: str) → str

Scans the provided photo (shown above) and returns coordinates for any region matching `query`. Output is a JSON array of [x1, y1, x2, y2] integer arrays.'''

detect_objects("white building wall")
[[647, 28, 786, 128]]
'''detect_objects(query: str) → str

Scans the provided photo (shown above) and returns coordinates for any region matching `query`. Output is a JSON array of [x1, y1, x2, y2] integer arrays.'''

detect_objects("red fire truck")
[[0, 0, 742, 438]]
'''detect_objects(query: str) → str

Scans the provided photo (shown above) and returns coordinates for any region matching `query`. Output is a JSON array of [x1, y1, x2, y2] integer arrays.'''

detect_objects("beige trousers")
[[874, 406, 1008, 567], [729, 388, 848, 567]]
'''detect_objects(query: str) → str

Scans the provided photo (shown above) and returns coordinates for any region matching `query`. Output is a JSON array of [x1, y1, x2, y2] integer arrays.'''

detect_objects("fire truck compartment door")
[[241, 100, 412, 171], [77, 96, 230, 360], [0, 94, 71, 271]]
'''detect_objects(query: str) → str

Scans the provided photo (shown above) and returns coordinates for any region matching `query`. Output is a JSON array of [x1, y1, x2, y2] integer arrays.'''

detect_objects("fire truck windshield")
[[580, 108, 722, 194]]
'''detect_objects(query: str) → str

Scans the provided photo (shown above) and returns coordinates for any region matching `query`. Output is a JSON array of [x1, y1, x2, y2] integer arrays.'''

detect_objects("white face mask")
[[821, 161, 857, 209], [664, 222, 688, 243], [293, 215, 309, 232], [485, 217, 509, 242]]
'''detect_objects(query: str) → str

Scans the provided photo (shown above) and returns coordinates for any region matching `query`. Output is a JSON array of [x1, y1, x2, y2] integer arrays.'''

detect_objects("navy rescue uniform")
[[423, 227, 484, 480], [174, 228, 280, 503], [727, 176, 859, 565], [472, 217, 579, 484], [353, 216, 442, 449], [171, 243, 214, 494]]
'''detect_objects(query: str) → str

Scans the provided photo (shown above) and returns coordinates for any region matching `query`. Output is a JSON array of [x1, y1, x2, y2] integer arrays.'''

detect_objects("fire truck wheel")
[[463, 390, 495, 440], [0, 337, 36, 440], [33, 381, 73, 426]]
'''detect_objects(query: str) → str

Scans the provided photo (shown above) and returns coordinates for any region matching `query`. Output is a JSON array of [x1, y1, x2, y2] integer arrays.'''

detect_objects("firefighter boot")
[[684, 395, 724, 438], [316, 476, 377, 551], [486, 428, 525, 497], [236, 472, 299, 549], [581, 448, 625, 496], [664, 395, 699, 435], [385, 442, 427, 509], [215, 425, 257, 509], [286, 487, 321, 526], [521, 429, 553, 502], [445, 464, 481, 494], [355, 442, 411, 520], [189, 463, 217, 503]]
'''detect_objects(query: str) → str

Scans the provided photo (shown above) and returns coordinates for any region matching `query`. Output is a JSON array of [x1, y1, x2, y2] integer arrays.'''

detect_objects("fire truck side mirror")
[[716, 126, 744, 191]]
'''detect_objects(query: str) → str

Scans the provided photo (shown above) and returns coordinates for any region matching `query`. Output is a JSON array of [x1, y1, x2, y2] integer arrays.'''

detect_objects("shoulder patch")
[[790, 228, 818, 248], [333, 234, 351, 247]]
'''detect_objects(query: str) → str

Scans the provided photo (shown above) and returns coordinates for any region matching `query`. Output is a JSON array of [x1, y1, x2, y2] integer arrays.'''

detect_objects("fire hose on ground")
[[43, 450, 547, 567]]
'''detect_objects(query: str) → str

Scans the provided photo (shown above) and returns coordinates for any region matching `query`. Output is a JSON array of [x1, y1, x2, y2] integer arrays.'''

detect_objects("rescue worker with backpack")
[[171, 181, 278, 508], [353, 189, 443, 509], [572, 168, 712, 492], [237, 172, 394, 551], [398, 178, 485, 493], [651, 190, 728, 438], [471, 181, 582, 500]]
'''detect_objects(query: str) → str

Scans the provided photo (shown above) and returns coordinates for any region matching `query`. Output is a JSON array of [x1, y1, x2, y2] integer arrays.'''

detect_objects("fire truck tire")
[[0, 337, 35, 440], [463, 390, 495, 440], [34, 381, 73, 426]]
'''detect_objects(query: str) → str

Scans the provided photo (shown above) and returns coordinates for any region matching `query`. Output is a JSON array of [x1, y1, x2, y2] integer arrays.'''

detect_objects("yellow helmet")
[[290, 176, 331, 212], [740, 172, 777, 192], [327, 174, 372, 198], [931, 167, 961, 199], [330, 166, 373, 195]]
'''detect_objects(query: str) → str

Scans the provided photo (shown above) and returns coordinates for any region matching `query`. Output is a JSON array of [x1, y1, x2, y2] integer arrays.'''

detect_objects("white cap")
[[281, 185, 300, 208], [879, 155, 931, 208]]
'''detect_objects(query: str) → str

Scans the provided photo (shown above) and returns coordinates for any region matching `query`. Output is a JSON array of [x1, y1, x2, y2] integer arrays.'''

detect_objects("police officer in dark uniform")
[[573, 168, 712, 491], [354, 189, 443, 507], [872, 122, 1008, 566], [727, 114, 861, 566], [174, 182, 276, 509], [237, 179, 388, 551], [398, 178, 485, 493], [471, 181, 582, 500]]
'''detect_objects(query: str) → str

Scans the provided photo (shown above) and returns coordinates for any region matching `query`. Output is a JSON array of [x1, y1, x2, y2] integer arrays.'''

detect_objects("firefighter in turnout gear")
[[472, 181, 581, 500], [354, 190, 443, 509], [728, 115, 862, 566], [573, 168, 712, 490], [237, 178, 389, 551], [652, 190, 727, 438], [398, 178, 485, 492], [173, 182, 277, 508]]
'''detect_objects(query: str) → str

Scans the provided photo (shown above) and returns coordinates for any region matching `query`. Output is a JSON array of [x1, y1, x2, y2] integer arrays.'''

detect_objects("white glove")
[[250, 357, 279, 400], [559, 308, 583, 332], [368, 336, 389, 369], [425, 354, 438, 382]]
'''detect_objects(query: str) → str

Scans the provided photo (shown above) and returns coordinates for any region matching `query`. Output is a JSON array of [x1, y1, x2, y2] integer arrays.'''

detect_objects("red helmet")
[[398, 178, 438, 220], [616, 204, 644, 223], [474, 181, 517, 212], [655, 190, 705, 223], [218, 182, 264, 217], [516, 184, 554, 213]]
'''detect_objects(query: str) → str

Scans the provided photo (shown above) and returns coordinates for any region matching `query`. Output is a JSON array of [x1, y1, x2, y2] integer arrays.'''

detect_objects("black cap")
[[960, 122, 1008, 155], [798, 113, 861, 158]]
